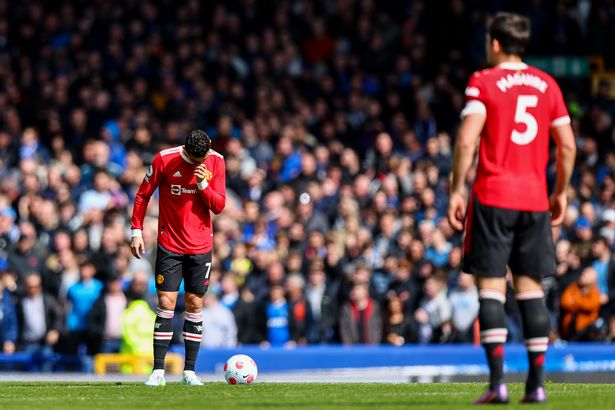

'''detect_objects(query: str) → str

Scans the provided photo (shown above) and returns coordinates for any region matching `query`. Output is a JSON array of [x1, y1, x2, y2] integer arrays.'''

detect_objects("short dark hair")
[[488, 12, 530, 56], [184, 129, 211, 158]]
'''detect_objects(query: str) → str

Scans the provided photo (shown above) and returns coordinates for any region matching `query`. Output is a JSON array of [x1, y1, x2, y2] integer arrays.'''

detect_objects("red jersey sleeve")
[[131, 153, 164, 230], [549, 80, 570, 127], [198, 156, 226, 215], [461, 72, 488, 118]]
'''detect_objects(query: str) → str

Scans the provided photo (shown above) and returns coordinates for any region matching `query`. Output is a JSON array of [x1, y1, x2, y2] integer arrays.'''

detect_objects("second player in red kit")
[[130, 130, 226, 386], [447, 13, 576, 404]]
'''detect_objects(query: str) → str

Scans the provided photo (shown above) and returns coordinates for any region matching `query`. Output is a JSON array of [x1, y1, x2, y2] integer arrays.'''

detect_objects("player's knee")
[[158, 294, 177, 311], [184, 293, 204, 312]]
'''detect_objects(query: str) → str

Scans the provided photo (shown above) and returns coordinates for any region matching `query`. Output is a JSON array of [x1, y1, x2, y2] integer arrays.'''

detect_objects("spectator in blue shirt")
[[64, 261, 103, 355], [277, 134, 302, 183], [0, 272, 18, 355], [263, 283, 290, 347]]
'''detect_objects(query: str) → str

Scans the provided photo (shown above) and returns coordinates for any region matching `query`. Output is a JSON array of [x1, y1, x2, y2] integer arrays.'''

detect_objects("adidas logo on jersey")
[[173, 171, 182, 177]]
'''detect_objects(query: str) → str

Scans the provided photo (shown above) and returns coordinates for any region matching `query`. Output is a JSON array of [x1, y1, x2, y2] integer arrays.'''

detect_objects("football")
[[224, 354, 258, 385]]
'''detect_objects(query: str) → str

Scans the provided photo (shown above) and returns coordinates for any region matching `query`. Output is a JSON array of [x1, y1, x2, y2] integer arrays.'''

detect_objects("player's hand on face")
[[447, 191, 467, 231], [130, 236, 145, 259], [549, 193, 567, 226], [194, 164, 207, 183]]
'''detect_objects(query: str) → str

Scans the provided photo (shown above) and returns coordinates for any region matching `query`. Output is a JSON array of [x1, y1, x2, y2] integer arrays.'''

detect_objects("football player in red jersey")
[[130, 130, 226, 386], [447, 13, 576, 404]]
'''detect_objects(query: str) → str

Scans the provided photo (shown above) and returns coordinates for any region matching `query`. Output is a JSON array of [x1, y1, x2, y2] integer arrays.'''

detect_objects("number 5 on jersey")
[[511, 95, 538, 145]]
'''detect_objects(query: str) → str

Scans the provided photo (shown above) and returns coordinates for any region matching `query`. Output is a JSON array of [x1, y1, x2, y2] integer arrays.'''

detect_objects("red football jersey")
[[461, 62, 570, 211], [131, 146, 226, 254]]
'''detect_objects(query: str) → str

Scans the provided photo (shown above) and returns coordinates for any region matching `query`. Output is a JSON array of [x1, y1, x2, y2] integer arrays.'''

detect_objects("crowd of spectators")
[[0, 0, 614, 363]]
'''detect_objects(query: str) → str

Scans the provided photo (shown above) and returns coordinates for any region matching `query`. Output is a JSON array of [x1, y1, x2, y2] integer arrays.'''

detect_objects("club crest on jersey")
[[204, 169, 213, 182], [156, 274, 165, 285]]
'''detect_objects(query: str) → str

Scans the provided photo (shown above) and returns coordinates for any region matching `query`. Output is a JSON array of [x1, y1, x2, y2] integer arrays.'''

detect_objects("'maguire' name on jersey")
[[131, 146, 226, 254], [461, 62, 570, 212]]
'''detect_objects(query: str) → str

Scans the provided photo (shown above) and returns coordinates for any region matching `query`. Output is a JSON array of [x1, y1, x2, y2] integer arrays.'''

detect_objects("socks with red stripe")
[[478, 289, 508, 390], [153, 307, 175, 370], [183, 311, 203, 372], [517, 291, 549, 394]]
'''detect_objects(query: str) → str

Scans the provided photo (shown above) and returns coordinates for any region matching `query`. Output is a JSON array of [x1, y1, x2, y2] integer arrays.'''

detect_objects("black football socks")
[[478, 289, 508, 390], [517, 290, 549, 394], [183, 311, 203, 372], [153, 307, 175, 370]]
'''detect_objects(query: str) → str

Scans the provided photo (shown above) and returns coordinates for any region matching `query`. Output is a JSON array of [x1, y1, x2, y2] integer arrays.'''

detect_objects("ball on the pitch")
[[224, 354, 258, 385]]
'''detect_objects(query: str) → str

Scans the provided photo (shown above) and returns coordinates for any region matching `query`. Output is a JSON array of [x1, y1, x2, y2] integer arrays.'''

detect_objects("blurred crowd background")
[[0, 0, 614, 364]]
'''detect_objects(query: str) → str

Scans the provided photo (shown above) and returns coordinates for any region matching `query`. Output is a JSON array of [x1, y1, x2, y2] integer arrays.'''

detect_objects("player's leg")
[[462, 197, 514, 404], [510, 211, 554, 403], [475, 276, 509, 404], [180, 251, 211, 385], [146, 246, 183, 386], [514, 275, 549, 403], [182, 292, 204, 384]]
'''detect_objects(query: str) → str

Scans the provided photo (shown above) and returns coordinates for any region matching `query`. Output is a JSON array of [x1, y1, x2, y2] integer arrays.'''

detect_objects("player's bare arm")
[[550, 123, 576, 226], [447, 113, 485, 231]]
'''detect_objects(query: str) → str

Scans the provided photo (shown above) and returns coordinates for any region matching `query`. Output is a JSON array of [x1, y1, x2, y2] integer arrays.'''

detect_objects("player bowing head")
[[131, 128, 226, 387]]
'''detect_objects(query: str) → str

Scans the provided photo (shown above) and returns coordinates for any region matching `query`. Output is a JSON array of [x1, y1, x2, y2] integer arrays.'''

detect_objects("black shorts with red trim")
[[155, 244, 212, 294], [462, 196, 555, 278]]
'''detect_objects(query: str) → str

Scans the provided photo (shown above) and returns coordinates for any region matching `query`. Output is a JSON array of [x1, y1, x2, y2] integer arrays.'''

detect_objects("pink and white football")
[[224, 354, 258, 385]]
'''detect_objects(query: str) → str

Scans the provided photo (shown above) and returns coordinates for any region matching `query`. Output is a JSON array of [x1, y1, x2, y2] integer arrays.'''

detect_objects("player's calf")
[[477, 289, 508, 396], [517, 290, 549, 399], [153, 307, 175, 370], [183, 310, 203, 374]]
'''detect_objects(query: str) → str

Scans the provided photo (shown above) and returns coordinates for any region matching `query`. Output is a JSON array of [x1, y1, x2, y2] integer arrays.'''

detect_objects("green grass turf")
[[0, 382, 613, 410]]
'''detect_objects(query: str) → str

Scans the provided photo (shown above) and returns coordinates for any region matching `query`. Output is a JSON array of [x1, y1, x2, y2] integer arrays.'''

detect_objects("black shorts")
[[154, 245, 212, 295], [462, 196, 555, 278]]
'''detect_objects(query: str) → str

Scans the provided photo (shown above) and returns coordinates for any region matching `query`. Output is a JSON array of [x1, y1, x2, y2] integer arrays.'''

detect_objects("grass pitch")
[[0, 382, 613, 410]]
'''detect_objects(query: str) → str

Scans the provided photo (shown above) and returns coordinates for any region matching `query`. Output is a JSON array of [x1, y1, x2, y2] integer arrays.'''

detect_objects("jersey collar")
[[180, 146, 195, 164], [498, 62, 528, 70]]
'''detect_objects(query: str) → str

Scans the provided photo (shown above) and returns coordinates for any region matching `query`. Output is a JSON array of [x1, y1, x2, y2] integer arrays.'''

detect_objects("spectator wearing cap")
[[574, 216, 594, 259]]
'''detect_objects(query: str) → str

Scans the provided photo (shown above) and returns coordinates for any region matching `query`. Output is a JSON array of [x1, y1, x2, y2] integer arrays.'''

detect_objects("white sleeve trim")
[[197, 180, 209, 190], [551, 115, 571, 128], [460, 100, 486, 119], [131, 229, 143, 238]]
